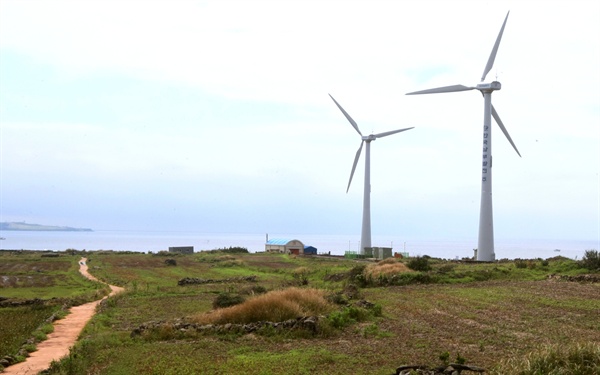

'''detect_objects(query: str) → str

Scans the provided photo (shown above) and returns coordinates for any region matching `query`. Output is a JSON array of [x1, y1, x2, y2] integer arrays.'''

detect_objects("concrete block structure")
[[168, 246, 194, 254]]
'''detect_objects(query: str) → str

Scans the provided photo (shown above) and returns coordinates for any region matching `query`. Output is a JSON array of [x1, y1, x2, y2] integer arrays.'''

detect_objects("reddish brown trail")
[[4, 258, 124, 375]]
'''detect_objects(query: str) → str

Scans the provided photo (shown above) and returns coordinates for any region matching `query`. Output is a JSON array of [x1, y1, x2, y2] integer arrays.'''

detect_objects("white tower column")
[[477, 92, 495, 261], [361, 140, 372, 254]]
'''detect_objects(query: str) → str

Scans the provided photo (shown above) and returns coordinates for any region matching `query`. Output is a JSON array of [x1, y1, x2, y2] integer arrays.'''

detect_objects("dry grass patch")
[[365, 258, 412, 279], [192, 287, 334, 325], [491, 342, 600, 375]]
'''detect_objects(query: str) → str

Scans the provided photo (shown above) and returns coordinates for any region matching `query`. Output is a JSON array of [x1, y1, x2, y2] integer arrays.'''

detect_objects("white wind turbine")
[[406, 11, 520, 261], [329, 94, 414, 255]]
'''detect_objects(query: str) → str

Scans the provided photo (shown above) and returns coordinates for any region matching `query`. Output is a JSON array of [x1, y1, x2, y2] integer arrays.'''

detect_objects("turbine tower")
[[329, 94, 413, 255], [406, 11, 520, 261]]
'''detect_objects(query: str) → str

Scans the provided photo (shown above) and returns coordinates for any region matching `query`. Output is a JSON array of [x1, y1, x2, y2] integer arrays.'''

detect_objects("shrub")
[[292, 267, 310, 285], [212, 293, 245, 309], [202, 247, 249, 254], [515, 259, 528, 269], [325, 292, 347, 305], [580, 250, 600, 270], [407, 256, 431, 272], [326, 306, 371, 329], [164, 258, 177, 266]]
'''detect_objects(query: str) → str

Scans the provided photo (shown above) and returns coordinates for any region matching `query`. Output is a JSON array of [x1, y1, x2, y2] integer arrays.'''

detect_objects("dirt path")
[[4, 258, 124, 375]]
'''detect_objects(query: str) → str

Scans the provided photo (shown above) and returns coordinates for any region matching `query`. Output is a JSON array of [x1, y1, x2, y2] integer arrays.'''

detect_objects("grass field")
[[0, 250, 109, 362], [1, 250, 598, 374]]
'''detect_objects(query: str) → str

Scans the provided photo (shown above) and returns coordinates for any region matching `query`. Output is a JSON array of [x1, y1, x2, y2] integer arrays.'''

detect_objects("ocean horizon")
[[1, 230, 598, 260]]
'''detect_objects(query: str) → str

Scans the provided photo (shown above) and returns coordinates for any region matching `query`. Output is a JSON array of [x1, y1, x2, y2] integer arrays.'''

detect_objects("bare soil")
[[3, 258, 123, 375]]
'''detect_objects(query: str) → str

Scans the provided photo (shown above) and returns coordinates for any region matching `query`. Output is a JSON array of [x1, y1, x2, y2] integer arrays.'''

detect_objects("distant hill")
[[0, 222, 93, 232]]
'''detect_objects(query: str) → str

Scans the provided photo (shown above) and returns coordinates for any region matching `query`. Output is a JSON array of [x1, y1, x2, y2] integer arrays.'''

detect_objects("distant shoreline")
[[0, 222, 93, 232]]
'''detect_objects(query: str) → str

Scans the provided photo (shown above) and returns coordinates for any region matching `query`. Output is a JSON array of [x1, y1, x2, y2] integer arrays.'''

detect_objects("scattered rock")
[[394, 363, 486, 374], [131, 316, 322, 338]]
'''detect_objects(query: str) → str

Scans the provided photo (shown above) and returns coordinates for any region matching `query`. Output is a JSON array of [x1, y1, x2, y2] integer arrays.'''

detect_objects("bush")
[[213, 293, 245, 309], [292, 267, 310, 285], [202, 247, 249, 254], [326, 306, 371, 329], [164, 258, 177, 266], [515, 260, 526, 268], [580, 250, 600, 270], [407, 256, 431, 272]]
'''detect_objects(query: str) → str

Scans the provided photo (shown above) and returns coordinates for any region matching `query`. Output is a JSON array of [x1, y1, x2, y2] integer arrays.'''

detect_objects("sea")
[[0, 230, 598, 260]]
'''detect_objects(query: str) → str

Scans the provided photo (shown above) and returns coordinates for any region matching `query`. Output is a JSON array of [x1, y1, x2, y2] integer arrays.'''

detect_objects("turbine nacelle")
[[329, 94, 414, 193], [476, 81, 501, 91]]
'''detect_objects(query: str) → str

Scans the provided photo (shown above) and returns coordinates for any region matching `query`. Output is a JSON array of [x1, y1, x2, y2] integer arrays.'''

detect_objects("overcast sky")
[[1, 0, 599, 244]]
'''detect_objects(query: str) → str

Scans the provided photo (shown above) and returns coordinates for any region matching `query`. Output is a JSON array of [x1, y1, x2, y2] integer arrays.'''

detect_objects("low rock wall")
[[547, 274, 600, 283], [177, 276, 257, 286], [131, 316, 320, 337]]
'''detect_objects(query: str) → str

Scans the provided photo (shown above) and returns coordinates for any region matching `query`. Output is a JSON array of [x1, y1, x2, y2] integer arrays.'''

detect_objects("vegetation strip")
[[2, 249, 598, 374]]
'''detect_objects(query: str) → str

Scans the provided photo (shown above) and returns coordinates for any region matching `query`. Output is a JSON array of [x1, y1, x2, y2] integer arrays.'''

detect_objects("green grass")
[[0, 251, 108, 299], [0, 251, 109, 361], [0, 304, 57, 358]]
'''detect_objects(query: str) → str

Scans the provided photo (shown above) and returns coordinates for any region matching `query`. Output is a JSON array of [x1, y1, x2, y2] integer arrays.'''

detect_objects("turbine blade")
[[329, 94, 362, 136], [492, 105, 521, 157], [406, 85, 475, 95], [347, 140, 364, 193], [481, 11, 510, 82], [373, 127, 414, 139]]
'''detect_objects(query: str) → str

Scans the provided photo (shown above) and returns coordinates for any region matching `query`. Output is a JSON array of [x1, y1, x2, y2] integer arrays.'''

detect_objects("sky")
[[1, 0, 599, 245]]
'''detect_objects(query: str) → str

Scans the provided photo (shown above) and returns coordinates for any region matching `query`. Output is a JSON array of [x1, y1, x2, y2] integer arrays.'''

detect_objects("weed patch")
[[491, 342, 600, 375]]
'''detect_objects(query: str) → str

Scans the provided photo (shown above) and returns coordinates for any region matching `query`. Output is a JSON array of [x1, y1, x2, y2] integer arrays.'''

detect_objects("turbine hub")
[[476, 81, 501, 92], [363, 135, 376, 141]]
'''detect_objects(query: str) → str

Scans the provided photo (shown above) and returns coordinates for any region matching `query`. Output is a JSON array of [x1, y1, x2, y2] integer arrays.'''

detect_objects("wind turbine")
[[406, 11, 520, 261], [329, 94, 413, 255]]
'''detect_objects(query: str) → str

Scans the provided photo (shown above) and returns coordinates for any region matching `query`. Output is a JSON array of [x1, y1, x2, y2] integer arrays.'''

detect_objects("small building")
[[303, 246, 317, 255], [374, 247, 393, 260], [265, 238, 304, 255], [168, 246, 194, 254]]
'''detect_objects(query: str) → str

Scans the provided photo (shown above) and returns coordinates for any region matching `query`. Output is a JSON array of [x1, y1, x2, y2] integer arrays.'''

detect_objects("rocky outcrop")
[[164, 258, 177, 266], [394, 363, 486, 374], [131, 316, 320, 337], [547, 274, 600, 283], [177, 275, 257, 286]]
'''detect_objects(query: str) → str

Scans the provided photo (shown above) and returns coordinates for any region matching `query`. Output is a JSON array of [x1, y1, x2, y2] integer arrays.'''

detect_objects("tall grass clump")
[[193, 287, 333, 325], [365, 258, 412, 279], [491, 342, 600, 375]]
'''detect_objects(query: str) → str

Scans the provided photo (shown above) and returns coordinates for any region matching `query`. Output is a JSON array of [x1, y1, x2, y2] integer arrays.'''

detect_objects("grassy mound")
[[192, 287, 334, 325], [365, 258, 412, 279]]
